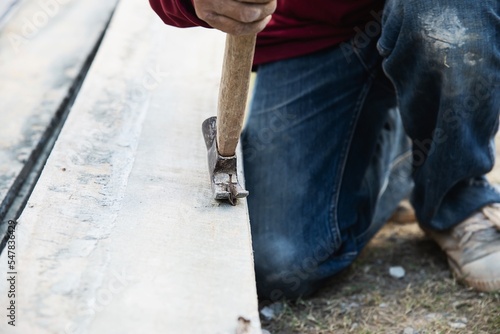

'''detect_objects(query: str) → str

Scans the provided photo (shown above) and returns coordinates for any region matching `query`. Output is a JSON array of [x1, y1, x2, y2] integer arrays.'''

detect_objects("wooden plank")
[[0, 0, 19, 26], [0, 0, 18, 17], [0, 0, 118, 223], [0, 0, 261, 332]]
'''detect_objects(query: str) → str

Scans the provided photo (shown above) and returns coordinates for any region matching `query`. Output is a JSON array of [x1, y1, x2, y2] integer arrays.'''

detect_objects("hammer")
[[202, 34, 256, 205]]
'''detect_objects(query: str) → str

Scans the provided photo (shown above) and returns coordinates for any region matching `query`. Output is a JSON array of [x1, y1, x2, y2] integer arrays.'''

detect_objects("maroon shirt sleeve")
[[149, 0, 210, 28], [149, 0, 384, 66]]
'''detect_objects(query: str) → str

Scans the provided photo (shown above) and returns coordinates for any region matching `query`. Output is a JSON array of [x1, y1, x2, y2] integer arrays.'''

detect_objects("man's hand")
[[192, 0, 276, 35]]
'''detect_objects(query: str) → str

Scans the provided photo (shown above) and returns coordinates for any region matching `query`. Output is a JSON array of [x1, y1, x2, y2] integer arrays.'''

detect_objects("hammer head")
[[202, 116, 249, 205]]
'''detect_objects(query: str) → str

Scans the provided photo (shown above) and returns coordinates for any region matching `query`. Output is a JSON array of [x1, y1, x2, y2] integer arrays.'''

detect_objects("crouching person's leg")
[[242, 36, 413, 302], [379, 0, 500, 290]]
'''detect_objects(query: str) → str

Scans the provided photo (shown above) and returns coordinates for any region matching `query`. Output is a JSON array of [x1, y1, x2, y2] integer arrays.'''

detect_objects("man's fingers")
[[199, 0, 275, 24], [193, 0, 276, 35], [200, 13, 272, 35], [235, 0, 274, 4]]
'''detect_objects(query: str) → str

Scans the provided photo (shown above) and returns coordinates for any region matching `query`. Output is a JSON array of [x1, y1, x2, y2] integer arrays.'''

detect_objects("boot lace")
[[454, 204, 500, 249]]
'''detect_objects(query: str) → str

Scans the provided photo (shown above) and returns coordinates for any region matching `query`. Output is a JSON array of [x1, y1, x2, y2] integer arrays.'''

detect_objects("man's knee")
[[380, 0, 497, 60], [253, 234, 352, 301], [255, 254, 322, 302]]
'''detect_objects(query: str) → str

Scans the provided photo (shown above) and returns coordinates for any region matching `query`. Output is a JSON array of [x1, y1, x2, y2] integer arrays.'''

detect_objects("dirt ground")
[[259, 142, 500, 334]]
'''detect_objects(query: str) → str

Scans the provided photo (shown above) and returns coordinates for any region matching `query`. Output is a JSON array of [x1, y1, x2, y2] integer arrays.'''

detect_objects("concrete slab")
[[0, 0, 118, 223], [0, 0, 261, 332], [0, 0, 18, 27]]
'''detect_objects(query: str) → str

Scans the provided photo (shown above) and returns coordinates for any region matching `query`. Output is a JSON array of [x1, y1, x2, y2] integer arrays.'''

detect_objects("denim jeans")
[[242, 0, 500, 301]]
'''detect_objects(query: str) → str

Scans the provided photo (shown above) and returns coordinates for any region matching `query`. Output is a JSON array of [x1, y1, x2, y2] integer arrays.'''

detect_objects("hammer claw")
[[202, 117, 248, 205]]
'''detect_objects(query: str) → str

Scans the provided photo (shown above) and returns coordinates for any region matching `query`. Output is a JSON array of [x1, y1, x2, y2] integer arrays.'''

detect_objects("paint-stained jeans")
[[242, 0, 500, 301]]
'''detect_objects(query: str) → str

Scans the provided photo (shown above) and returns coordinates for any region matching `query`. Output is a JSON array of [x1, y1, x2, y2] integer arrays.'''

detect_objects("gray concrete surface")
[[0, 0, 261, 333], [0, 0, 118, 226]]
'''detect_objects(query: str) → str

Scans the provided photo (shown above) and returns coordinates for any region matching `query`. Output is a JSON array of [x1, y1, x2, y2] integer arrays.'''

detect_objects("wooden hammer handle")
[[216, 34, 256, 157]]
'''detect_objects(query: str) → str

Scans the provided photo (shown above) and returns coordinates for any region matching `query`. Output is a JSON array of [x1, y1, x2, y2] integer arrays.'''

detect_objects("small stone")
[[260, 302, 284, 321], [260, 307, 275, 321], [403, 327, 415, 334], [425, 313, 440, 321], [348, 302, 360, 309], [379, 303, 388, 308], [389, 266, 406, 278], [449, 322, 466, 329], [448, 317, 468, 329]]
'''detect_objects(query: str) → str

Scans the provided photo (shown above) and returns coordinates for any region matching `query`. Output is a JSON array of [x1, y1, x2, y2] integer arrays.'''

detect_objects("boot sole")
[[447, 258, 500, 292]]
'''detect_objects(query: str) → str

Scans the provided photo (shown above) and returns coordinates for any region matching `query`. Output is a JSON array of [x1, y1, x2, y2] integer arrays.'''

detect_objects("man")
[[150, 0, 500, 301]]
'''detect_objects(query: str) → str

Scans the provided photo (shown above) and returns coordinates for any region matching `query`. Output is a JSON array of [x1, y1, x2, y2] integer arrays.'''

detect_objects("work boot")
[[426, 204, 500, 292]]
